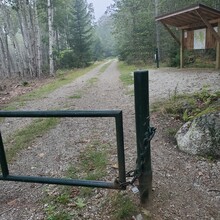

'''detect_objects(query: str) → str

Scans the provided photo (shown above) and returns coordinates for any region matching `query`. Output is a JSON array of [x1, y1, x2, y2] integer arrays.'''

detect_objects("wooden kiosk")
[[156, 4, 220, 69]]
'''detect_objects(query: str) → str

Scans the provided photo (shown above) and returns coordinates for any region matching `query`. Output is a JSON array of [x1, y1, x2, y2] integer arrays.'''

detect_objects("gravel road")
[[0, 60, 219, 219]]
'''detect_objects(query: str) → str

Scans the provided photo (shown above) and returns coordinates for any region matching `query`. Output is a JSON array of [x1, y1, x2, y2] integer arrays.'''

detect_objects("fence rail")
[[0, 110, 126, 190]]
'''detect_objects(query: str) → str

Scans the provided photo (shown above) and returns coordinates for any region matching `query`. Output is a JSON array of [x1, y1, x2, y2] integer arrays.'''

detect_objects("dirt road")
[[0, 60, 220, 219]]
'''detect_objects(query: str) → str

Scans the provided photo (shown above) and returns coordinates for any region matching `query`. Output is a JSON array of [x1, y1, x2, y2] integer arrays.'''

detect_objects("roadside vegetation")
[[98, 61, 113, 74], [118, 62, 135, 87], [151, 86, 220, 122], [151, 87, 220, 145], [5, 118, 59, 163], [18, 64, 100, 102], [43, 141, 108, 219], [118, 62, 220, 123], [0, 62, 107, 112], [118, 61, 160, 88], [118, 61, 157, 88], [118, 61, 220, 146], [42, 139, 144, 219], [43, 140, 138, 220]]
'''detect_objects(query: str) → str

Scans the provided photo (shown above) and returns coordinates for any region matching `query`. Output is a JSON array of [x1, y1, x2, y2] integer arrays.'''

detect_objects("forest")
[[0, 0, 220, 79]]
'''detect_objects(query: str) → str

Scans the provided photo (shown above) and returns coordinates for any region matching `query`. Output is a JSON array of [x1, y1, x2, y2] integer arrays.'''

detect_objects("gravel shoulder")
[[0, 61, 220, 219]]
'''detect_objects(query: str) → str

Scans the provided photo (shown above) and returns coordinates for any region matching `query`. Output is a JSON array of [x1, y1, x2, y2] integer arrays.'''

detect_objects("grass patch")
[[65, 165, 78, 179], [68, 62, 112, 99], [117, 61, 155, 87], [65, 143, 108, 197], [44, 204, 72, 220], [118, 62, 135, 86], [5, 118, 59, 162], [99, 61, 112, 74], [43, 140, 108, 219], [3, 101, 26, 111], [80, 144, 107, 180], [43, 139, 145, 219], [151, 87, 220, 122], [111, 193, 139, 219], [18, 64, 99, 101], [68, 93, 82, 99], [87, 77, 98, 86], [55, 194, 70, 205]]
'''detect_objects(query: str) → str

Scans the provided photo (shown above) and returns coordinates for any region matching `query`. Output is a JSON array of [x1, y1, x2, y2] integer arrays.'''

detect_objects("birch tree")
[[0, 1, 12, 77], [34, 0, 42, 77], [48, 0, 54, 76]]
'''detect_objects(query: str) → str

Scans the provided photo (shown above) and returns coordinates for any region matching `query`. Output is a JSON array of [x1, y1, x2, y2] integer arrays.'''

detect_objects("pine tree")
[[68, 0, 93, 67], [113, 0, 155, 64]]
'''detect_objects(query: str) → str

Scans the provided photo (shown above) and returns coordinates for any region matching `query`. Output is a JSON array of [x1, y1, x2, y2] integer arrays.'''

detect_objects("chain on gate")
[[115, 126, 156, 192]]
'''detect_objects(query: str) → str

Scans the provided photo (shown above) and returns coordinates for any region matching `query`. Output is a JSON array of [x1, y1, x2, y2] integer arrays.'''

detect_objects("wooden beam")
[[196, 10, 220, 42], [161, 22, 180, 45], [155, 4, 200, 22], [216, 22, 220, 69], [179, 18, 220, 30], [180, 29, 184, 68]]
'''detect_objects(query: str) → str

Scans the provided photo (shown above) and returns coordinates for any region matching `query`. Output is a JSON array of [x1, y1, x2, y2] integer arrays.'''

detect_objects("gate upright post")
[[134, 70, 152, 204]]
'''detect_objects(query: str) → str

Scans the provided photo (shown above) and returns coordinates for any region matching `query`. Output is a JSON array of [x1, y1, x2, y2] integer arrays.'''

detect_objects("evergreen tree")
[[112, 0, 155, 64], [68, 0, 94, 67], [96, 15, 117, 58]]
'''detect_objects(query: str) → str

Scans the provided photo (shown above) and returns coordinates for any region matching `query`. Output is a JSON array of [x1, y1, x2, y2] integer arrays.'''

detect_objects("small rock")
[[38, 153, 45, 158], [198, 171, 203, 176]]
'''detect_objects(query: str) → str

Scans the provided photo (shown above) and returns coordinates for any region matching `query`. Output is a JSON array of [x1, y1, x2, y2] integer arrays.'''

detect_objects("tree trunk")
[[4, 31, 11, 77], [0, 2, 11, 77], [0, 35, 7, 77], [3, 2, 25, 77], [17, 0, 34, 77], [48, 0, 54, 76], [34, 0, 42, 77]]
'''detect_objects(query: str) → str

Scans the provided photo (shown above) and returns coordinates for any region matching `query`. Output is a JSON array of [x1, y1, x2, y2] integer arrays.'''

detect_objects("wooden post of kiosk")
[[180, 30, 185, 68], [216, 22, 220, 69]]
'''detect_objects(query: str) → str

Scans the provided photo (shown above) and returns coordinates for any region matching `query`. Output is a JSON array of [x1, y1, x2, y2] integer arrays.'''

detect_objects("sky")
[[87, 0, 114, 20]]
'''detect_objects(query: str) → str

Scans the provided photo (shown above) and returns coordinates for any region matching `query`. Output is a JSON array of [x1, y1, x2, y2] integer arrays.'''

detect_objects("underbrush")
[[151, 87, 220, 122], [19, 63, 100, 101]]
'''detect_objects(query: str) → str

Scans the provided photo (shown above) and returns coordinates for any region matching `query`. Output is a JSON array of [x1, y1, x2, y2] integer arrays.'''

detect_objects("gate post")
[[134, 70, 152, 204]]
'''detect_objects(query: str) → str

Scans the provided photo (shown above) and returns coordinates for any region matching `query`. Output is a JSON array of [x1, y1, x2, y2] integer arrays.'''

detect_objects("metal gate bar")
[[0, 110, 126, 190]]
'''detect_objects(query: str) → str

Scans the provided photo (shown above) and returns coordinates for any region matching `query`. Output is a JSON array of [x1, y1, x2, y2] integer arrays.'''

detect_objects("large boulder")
[[175, 112, 220, 158]]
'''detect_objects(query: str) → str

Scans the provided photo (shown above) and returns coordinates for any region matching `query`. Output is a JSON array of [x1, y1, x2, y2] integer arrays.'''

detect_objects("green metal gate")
[[0, 110, 126, 190], [0, 71, 155, 203]]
